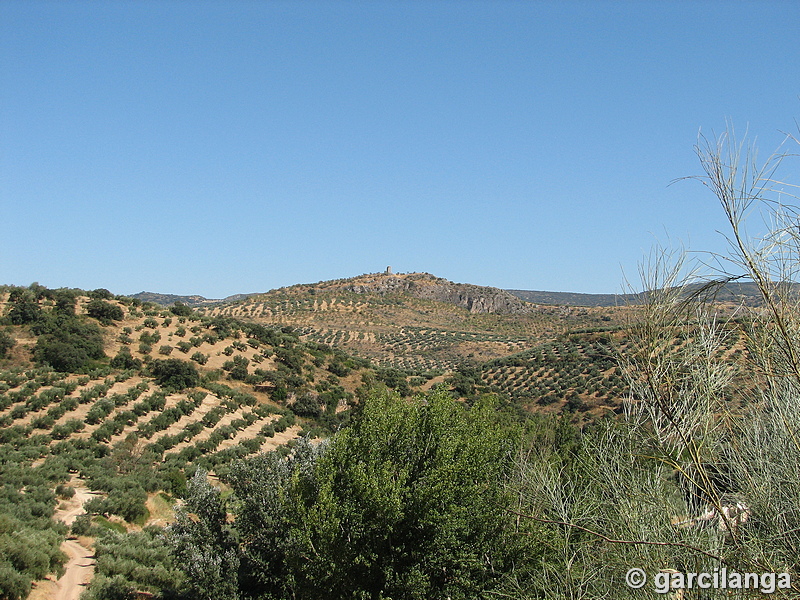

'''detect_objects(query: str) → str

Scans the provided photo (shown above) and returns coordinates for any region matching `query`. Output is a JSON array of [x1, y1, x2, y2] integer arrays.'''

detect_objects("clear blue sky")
[[2, 1, 799, 297]]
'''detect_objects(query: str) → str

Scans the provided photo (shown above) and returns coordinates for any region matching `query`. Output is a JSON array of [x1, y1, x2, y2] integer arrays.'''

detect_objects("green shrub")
[[86, 299, 124, 324], [139, 331, 161, 345], [190, 352, 208, 365], [34, 337, 99, 372], [170, 302, 194, 317], [0, 331, 15, 359], [89, 288, 114, 300], [110, 348, 141, 370], [7, 295, 43, 325], [70, 514, 92, 537], [222, 355, 249, 380], [0, 562, 31, 600], [31, 315, 105, 372], [173, 389, 533, 600], [292, 392, 322, 418], [55, 484, 75, 499], [151, 359, 200, 391]]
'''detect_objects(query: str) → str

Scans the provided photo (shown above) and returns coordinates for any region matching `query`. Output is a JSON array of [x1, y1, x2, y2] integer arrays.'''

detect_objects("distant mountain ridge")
[[507, 282, 777, 307], [135, 285, 633, 309], [130, 291, 256, 306], [505, 290, 633, 307], [132, 275, 773, 309]]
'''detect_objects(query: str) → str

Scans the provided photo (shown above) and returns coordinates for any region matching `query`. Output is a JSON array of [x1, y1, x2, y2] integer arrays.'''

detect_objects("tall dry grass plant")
[[512, 128, 800, 598]]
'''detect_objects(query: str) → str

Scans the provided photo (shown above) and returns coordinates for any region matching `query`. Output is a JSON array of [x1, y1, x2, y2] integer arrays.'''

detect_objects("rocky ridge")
[[341, 272, 535, 315]]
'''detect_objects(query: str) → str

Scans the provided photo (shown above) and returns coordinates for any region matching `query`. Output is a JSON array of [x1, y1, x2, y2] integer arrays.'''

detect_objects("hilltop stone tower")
[[385, 266, 392, 275]]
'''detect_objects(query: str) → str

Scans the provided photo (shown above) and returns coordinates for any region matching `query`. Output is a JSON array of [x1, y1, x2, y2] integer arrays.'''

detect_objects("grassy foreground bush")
[[513, 129, 800, 598]]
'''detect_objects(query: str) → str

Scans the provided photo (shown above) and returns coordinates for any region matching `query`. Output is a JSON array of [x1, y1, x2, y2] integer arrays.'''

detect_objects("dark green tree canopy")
[[170, 302, 194, 317], [110, 348, 142, 370], [150, 359, 200, 391], [0, 331, 14, 359], [86, 299, 124, 324], [32, 315, 105, 372], [7, 293, 43, 325], [88, 288, 114, 300], [171, 389, 536, 600]]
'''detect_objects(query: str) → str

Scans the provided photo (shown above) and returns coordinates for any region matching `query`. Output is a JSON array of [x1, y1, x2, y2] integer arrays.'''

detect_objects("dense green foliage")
[[150, 359, 200, 391], [0, 382, 70, 599], [168, 389, 537, 600], [0, 514, 66, 600], [32, 316, 105, 372], [82, 527, 185, 600], [110, 348, 142, 370], [2, 286, 107, 372], [170, 302, 194, 317], [86, 299, 124, 324], [0, 330, 14, 359], [7, 293, 44, 326]]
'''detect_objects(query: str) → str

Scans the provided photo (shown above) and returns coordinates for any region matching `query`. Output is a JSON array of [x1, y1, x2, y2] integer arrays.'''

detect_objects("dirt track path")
[[56, 484, 97, 527], [55, 539, 95, 600], [51, 481, 97, 600]]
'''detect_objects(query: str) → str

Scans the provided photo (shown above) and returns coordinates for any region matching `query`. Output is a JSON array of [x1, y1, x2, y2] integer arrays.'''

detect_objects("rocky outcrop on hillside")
[[344, 273, 535, 315]]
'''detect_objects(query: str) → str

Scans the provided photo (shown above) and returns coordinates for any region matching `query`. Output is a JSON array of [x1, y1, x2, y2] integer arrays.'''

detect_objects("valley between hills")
[[0, 271, 758, 600]]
